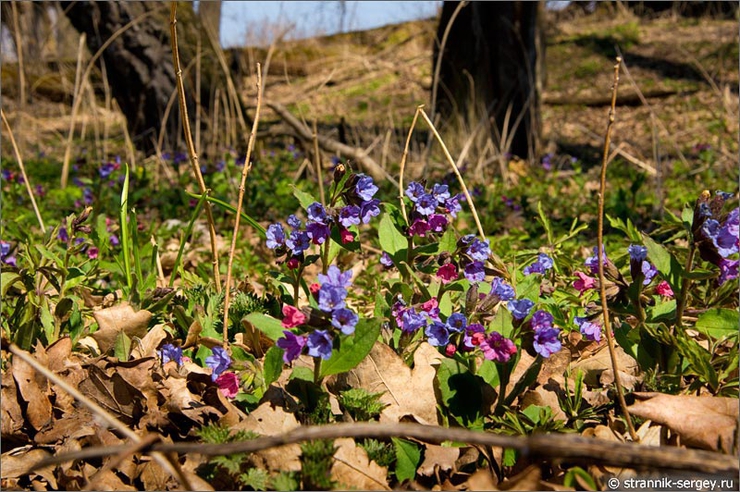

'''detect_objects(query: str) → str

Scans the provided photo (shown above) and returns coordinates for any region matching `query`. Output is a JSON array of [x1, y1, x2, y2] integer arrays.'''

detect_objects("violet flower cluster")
[[694, 192, 738, 285], [404, 181, 465, 239]]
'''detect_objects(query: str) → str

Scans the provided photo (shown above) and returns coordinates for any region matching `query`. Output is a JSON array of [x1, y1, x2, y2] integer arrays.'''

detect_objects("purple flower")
[[491, 277, 516, 301], [83, 188, 94, 205], [360, 199, 381, 224], [266, 223, 286, 249], [508, 299, 534, 320], [444, 193, 465, 217], [307, 330, 333, 360], [286, 230, 310, 255], [331, 307, 359, 335], [717, 208, 739, 257], [318, 284, 347, 312], [109, 234, 120, 247], [318, 265, 353, 288], [380, 252, 394, 267], [159, 343, 183, 365], [641, 261, 658, 285], [355, 175, 378, 201], [307, 202, 328, 224], [99, 162, 116, 178], [464, 261, 485, 282], [206, 346, 231, 381], [287, 214, 302, 229], [87, 246, 99, 259], [718, 258, 738, 285], [428, 214, 448, 233], [523, 253, 554, 275], [408, 218, 430, 237], [533, 326, 561, 358], [575, 317, 601, 342], [415, 193, 438, 216], [463, 323, 486, 349], [405, 182, 425, 202], [1, 169, 13, 182], [445, 312, 467, 333], [338, 205, 361, 228], [628, 245, 648, 262], [425, 322, 449, 347], [400, 308, 427, 333], [585, 246, 608, 275], [432, 183, 450, 204], [306, 222, 331, 245], [277, 330, 307, 363], [1, 241, 16, 267], [57, 226, 69, 243], [530, 310, 554, 330], [467, 239, 491, 262], [480, 332, 517, 362]]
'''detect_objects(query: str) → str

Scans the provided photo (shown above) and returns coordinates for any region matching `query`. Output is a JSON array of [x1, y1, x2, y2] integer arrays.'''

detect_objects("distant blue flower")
[[415, 193, 438, 216], [641, 261, 658, 285], [445, 193, 465, 217], [628, 245, 648, 262], [83, 187, 94, 205], [717, 208, 739, 257], [332, 307, 359, 335], [286, 230, 310, 255], [307, 202, 328, 224], [338, 205, 361, 228], [216, 160, 226, 172], [99, 162, 116, 178], [109, 234, 120, 247], [533, 326, 561, 358], [1, 241, 17, 267], [523, 253, 553, 275], [306, 222, 331, 245], [405, 182, 425, 202], [530, 310, 554, 331], [1, 169, 12, 181], [380, 252, 394, 267], [287, 214, 302, 229], [575, 317, 601, 342], [277, 330, 307, 363], [206, 346, 231, 381], [446, 312, 467, 333], [307, 330, 333, 360], [460, 234, 476, 245], [432, 183, 450, 204], [318, 284, 347, 312], [467, 239, 491, 262], [585, 246, 608, 274], [425, 322, 449, 346], [159, 343, 183, 365], [491, 277, 516, 301], [355, 175, 378, 201], [57, 226, 69, 243], [318, 265, 353, 288], [266, 223, 286, 249], [400, 308, 427, 333], [360, 199, 381, 224], [464, 261, 485, 282], [508, 299, 534, 320]]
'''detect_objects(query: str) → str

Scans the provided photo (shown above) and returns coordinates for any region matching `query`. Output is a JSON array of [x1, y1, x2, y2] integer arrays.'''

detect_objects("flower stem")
[[313, 356, 322, 385], [675, 243, 696, 331]]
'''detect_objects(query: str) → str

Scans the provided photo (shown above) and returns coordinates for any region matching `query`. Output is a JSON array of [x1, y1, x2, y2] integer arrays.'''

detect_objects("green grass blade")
[[169, 192, 207, 288], [120, 163, 132, 288], [185, 191, 266, 237]]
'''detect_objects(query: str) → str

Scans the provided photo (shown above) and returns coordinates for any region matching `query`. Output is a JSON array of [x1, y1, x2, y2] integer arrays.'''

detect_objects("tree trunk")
[[60, 1, 181, 154], [433, 1, 543, 161]]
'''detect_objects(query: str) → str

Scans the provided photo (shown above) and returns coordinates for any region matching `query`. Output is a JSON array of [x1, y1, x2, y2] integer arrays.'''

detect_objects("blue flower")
[[584, 246, 608, 274], [530, 310, 553, 330], [415, 193, 438, 216], [307, 330, 333, 360], [466, 239, 491, 262], [306, 222, 331, 245], [491, 277, 516, 301], [277, 330, 307, 363], [286, 230, 310, 255], [307, 202, 329, 224], [318, 265, 353, 288], [159, 343, 183, 365], [287, 214, 302, 229], [628, 245, 648, 262], [338, 205, 361, 228], [318, 284, 347, 312], [641, 261, 657, 285], [355, 175, 378, 201], [533, 326, 561, 358], [380, 252, 394, 267], [57, 226, 69, 243], [432, 183, 450, 204], [360, 199, 381, 224], [574, 317, 601, 342], [206, 346, 231, 381], [99, 162, 116, 178], [523, 253, 553, 275], [425, 322, 450, 346], [508, 299, 534, 320], [266, 223, 286, 249], [446, 312, 467, 333], [405, 182, 425, 202], [400, 308, 427, 333], [444, 193, 465, 217], [464, 261, 485, 282], [331, 307, 359, 335], [717, 208, 739, 257]]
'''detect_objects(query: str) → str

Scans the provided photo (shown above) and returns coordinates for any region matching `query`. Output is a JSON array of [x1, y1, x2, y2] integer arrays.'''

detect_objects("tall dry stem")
[[170, 2, 222, 292]]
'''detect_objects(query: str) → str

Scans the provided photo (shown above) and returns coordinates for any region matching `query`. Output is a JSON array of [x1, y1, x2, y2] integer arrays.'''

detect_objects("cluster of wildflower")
[[433, 234, 493, 284], [276, 266, 360, 363], [265, 173, 380, 267], [404, 181, 465, 240], [574, 316, 601, 342], [158, 343, 239, 398], [627, 245, 658, 285], [528, 310, 562, 358], [694, 191, 738, 285], [523, 253, 554, 276]]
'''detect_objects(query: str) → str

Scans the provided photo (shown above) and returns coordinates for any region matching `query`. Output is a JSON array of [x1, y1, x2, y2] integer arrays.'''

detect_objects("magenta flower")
[[437, 263, 458, 283], [282, 305, 307, 328], [408, 218, 430, 237], [573, 271, 596, 295], [480, 332, 517, 362], [655, 280, 674, 297], [215, 372, 240, 398]]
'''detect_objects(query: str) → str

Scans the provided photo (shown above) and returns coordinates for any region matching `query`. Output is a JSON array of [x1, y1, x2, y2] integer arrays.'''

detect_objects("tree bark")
[[433, 1, 543, 161]]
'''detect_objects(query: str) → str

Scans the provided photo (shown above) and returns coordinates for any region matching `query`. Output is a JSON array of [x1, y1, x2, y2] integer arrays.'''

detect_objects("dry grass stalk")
[[398, 106, 424, 223]]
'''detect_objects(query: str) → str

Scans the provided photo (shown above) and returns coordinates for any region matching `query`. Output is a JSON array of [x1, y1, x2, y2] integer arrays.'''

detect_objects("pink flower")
[[420, 297, 438, 312], [340, 228, 354, 244], [287, 257, 300, 269], [215, 372, 240, 398], [309, 282, 321, 295], [445, 344, 457, 357], [655, 280, 674, 297], [436, 263, 458, 284], [573, 271, 596, 295], [281, 304, 307, 328], [87, 246, 99, 259]]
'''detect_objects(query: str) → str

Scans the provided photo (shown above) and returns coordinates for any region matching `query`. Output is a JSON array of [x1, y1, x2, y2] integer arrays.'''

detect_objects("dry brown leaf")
[[129, 324, 168, 359], [328, 342, 443, 425], [91, 303, 152, 354], [34, 414, 95, 445], [12, 354, 53, 431], [232, 402, 302, 472], [628, 392, 738, 452], [520, 384, 568, 421], [45, 337, 73, 372], [499, 465, 541, 491], [331, 437, 390, 490], [89, 468, 137, 491], [1, 370, 25, 442], [570, 345, 638, 387], [1, 447, 54, 483], [464, 468, 498, 491]]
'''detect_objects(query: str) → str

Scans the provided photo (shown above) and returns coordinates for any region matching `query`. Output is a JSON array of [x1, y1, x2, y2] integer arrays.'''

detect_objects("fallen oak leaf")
[[91, 302, 152, 354], [11, 354, 53, 431], [331, 437, 390, 490]]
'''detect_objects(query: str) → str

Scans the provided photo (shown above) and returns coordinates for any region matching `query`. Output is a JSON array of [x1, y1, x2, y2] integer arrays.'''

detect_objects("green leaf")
[[515, 274, 540, 302], [681, 205, 694, 230], [378, 213, 408, 260], [695, 309, 739, 341], [642, 233, 682, 291], [263, 346, 284, 387], [244, 313, 284, 341], [1, 272, 22, 297], [646, 299, 676, 323], [563, 467, 597, 490], [320, 318, 381, 377], [537, 200, 554, 244], [291, 185, 318, 210], [489, 307, 514, 339], [120, 163, 132, 289], [64, 267, 87, 290], [184, 191, 266, 236], [438, 291, 452, 318], [436, 358, 483, 425], [114, 331, 131, 361], [392, 438, 420, 483], [477, 359, 500, 388], [438, 227, 457, 254]]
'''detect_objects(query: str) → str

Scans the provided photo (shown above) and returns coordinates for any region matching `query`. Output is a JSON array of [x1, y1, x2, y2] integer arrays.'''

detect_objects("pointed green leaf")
[[392, 438, 420, 483], [378, 213, 407, 259], [695, 308, 739, 341], [320, 318, 381, 377], [291, 185, 318, 210], [244, 312, 284, 341], [263, 346, 284, 387]]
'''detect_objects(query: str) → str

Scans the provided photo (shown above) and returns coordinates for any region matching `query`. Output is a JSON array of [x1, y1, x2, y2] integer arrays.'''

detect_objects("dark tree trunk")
[[60, 1, 180, 154], [433, 1, 543, 161]]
